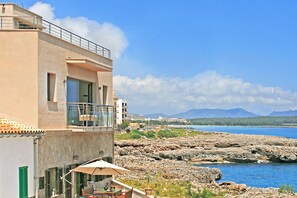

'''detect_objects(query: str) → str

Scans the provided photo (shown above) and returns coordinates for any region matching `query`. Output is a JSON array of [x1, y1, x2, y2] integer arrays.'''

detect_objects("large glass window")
[[67, 78, 93, 103]]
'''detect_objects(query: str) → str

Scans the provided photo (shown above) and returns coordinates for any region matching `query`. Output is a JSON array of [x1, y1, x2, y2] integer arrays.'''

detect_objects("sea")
[[180, 125, 297, 189]]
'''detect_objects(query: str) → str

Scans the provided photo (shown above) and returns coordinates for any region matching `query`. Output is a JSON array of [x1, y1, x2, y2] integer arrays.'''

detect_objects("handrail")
[[0, 16, 111, 59], [42, 19, 111, 59]]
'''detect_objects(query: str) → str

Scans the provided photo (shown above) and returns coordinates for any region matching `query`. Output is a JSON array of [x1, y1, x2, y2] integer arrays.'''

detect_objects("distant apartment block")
[[0, 3, 114, 198], [115, 98, 128, 125]]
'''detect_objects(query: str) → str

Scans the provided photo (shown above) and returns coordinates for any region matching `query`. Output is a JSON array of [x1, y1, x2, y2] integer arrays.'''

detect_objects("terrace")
[[0, 8, 111, 59]]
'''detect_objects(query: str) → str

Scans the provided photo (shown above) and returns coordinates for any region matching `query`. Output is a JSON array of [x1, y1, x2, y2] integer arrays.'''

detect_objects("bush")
[[279, 184, 295, 194], [129, 130, 145, 139], [145, 131, 156, 139], [157, 130, 178, 138], [130, 133, 142, 139], [120, 174, 188, 198], [192, 188, 214, 198]]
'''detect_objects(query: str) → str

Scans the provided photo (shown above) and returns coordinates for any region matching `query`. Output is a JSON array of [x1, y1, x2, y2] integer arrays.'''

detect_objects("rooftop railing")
[[42, 20, 111, 58], [0, 16, 111, 59], [67, 102, 114, 131]]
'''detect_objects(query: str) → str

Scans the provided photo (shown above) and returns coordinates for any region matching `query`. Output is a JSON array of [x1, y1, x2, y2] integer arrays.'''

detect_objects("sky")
[[15, 0, 297, 115]]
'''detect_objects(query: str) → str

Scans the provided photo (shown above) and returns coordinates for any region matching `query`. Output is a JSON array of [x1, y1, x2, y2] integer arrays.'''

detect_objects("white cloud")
[[29, 2, 128, 59], [114, 72, 297, 115]]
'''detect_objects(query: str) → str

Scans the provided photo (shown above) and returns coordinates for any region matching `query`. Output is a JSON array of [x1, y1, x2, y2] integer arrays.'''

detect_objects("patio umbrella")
[[73, 160, 130, 175]]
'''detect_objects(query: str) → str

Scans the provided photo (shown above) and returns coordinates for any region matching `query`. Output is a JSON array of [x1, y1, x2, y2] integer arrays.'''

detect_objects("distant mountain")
[[144, 113, 169, 119], [143, 108, 258, 119], [172, 108, 258, 119], [269, 110, 297, 117]]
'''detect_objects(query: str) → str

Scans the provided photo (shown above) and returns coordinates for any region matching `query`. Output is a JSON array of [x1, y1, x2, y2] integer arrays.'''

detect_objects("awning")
[[66, 58, 112, 72]]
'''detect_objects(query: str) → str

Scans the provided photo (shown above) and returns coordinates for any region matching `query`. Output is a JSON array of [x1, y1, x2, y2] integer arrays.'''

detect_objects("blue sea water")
[[198, 163, 297, 189], [181, 126, 297, 189], [189, 125, 297, 139]]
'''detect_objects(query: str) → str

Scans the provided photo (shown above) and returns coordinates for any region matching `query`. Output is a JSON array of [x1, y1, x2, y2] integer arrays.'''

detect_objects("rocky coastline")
[[114, 131, 297, 197]]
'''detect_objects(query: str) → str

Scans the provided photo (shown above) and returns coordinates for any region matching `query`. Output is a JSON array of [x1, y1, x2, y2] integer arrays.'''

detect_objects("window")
[[47, 73, 56, 102], [19, 22, 34, 29], [102, 85, 108, 105], [45, 167, 63, 197], [39, 177, 45, 189]]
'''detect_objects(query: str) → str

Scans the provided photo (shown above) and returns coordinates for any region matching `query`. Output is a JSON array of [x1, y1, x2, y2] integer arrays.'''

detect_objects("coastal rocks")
[[219, 181, 247, 191], [250, 146, 297, 163], [114, 133, 297, 197], [115, 133, 297, 164], [115, 155, 222, 183]]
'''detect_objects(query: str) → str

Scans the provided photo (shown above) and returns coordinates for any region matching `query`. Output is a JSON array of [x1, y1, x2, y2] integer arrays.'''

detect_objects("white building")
[[0, 118, 44, 198], [116, 99, 128, 125]]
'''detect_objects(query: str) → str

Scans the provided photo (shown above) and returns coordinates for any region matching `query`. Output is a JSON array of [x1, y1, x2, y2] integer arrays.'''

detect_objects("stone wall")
[[37, 130, 114, 198]]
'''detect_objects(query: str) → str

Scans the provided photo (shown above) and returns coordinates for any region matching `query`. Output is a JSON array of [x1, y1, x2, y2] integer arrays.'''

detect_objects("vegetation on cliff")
[[120, 174, 227, 198], [123, 116, 297, 126], [189, 116, 297, 126], [115, 128, 202, 140]]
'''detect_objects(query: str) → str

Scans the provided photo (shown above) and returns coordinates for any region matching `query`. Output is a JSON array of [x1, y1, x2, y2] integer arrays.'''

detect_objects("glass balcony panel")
[[67, 102, 114, 130]]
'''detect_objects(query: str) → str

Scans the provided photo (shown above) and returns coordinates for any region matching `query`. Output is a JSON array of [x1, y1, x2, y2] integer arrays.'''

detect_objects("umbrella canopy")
[[73, 160, 130, 175]]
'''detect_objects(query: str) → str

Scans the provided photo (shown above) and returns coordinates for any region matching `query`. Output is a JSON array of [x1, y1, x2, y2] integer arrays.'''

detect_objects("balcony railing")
[[0, 16, 111, 59], [42, 20, 111, 58], [67, 102, 114, 130]]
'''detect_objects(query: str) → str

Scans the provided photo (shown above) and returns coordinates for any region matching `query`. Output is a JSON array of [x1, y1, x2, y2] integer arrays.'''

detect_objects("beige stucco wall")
[[97, 72, 113, 105], [38, 32, 113, 129], [0, 30, 39, 127], [0, 27, 113, 130]]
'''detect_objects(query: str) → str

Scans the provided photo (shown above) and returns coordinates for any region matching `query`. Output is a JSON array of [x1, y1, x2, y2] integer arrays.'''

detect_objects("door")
[[19, 166, 28, 198]]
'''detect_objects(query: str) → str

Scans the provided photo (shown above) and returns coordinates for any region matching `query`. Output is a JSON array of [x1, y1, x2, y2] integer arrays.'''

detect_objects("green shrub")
[[130, 133, 142, 139], [131, 130, 143, 134], [145, 131, 156, 139], [192, 188, 214, 198], [129, 130, 149, 139], [279, 184, 295, 194], [157, 130, 178, 138]]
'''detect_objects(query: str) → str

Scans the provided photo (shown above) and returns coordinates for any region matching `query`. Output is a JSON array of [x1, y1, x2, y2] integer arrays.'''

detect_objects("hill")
[[172, 108, 258, 119], [269, 110, 297, 117]]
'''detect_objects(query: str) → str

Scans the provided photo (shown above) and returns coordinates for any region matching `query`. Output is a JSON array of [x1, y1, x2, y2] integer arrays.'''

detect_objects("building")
[[0, 118, 44, 198], [0, 4, 114, 198], [113, 92, 128, 125], [116, 99, 128, 125]]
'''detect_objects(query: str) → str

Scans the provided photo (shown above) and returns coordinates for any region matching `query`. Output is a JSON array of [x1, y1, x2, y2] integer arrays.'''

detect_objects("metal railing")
[[67, 102, 114, 130], [42, 20, 111, 58], [0, 16, 111, 59]]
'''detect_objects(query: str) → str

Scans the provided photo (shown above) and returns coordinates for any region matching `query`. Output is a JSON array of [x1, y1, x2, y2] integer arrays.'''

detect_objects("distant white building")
[[115, 99, 128, 125]]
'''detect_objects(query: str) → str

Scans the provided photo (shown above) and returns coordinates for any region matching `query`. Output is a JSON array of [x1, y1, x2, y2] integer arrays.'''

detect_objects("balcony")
[[67, 103, 114, 132]]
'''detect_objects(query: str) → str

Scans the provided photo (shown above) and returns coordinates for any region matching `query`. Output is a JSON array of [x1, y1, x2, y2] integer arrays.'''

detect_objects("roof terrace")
[[0, 3, 111, 59]]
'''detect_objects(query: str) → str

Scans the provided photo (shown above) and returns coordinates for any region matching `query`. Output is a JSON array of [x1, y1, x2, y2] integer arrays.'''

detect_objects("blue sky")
[[18, 1, 297, 115]]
